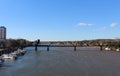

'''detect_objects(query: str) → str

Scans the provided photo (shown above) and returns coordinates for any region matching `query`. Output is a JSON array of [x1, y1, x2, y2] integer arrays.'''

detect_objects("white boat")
[[105, 47, 111, 51], [16, 49, 26, 56], [2, 54, 17, 60], [10, 53, 18, 58], [116, 48, 120, 52]]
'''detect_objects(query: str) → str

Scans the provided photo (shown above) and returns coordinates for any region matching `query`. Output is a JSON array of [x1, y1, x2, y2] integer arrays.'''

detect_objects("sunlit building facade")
[[0, 26, 6, 41]]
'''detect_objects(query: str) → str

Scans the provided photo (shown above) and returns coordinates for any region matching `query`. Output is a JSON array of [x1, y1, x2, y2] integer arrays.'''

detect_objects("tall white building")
[[0, 26, 6, 41]]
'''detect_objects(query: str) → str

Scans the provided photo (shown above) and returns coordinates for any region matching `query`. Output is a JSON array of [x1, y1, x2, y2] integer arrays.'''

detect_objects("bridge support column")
[[35, 39, 40, 51], [35, 44, 38, 51], [74, 46, 76, 51], [47, 45, 49, 51], [99, 43, 103, 51], [100, 45, 103, 51]]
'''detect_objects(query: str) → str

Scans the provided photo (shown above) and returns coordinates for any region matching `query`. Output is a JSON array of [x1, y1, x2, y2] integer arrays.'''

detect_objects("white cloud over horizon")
[[78, 22, 94, 26], [77, 22, 119, 32], [101, 26, 107, 30], [100, 23, 118, 30], [110, 23, 118, 27]]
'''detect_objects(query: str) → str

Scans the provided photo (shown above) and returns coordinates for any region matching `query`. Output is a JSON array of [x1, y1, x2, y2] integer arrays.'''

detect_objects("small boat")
[[105, 47, 111, 51], [16, 49, 26, 56], [10, 53, 18, 59], [116, 48, 120, 52], [2, 54, 17, 60]]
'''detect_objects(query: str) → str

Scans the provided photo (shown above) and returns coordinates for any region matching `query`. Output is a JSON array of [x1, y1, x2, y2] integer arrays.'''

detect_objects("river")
[[0, 47, 120, 76]]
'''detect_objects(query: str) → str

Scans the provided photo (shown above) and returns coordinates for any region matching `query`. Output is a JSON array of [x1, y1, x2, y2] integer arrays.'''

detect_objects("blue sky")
[[0, 0, 120, 41]]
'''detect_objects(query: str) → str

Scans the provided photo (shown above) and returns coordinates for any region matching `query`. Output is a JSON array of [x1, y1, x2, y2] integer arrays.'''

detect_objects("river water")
[[0, 47, 120, 76]]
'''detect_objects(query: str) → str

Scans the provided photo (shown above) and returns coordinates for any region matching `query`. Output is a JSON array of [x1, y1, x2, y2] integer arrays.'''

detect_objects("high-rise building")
[[0, 26, 6, 41]]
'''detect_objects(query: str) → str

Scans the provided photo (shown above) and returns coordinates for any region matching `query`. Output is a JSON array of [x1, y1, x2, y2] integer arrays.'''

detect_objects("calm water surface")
[[0, 47, 120, 76]]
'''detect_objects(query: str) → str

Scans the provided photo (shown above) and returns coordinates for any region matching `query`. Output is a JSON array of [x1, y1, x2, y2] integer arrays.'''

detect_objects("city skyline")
[[0, 0, 120, 41]]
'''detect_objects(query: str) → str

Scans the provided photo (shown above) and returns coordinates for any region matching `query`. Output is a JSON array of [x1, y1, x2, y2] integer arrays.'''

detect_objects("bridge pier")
[[99, 43, 103, 51], [35, 44, 38, 51], [47, 45, 49, 51], [100, 45, 103, 51], [35, 39, 40, 51], [74, 46, 76, 51]]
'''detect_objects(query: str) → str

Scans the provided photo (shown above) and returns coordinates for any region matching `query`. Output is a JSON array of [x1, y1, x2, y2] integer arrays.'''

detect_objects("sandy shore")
[[0, 47, 120, 76]]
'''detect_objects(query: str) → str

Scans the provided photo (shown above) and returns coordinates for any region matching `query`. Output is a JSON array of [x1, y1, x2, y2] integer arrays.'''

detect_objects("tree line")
[[43, 39, 120, 50], [0, 39, 32, 50]]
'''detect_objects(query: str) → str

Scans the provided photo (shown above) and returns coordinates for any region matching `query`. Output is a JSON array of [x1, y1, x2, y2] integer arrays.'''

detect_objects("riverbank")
[[0, 48, 18, 56]]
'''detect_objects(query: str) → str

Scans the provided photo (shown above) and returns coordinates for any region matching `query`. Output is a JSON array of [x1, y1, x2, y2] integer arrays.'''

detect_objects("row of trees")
[[0, 39, 32, 50], [47, 39, 120, 49]]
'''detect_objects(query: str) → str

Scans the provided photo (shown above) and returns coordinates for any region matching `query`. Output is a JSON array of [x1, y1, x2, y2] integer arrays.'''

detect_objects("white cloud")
[[101, 26, 107, 30], [88, 24, 94, 26], [78, 22, 94, 26], [110, 23, 118, 27], [78, 23, 87, 26]]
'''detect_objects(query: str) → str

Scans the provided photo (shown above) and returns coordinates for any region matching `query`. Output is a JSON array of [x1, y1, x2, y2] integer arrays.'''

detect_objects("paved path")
[[0, 47, 120, 76]]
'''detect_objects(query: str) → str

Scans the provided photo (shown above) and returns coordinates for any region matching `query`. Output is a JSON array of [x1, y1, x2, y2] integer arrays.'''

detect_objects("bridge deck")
[[29, 45, 79, 47]]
